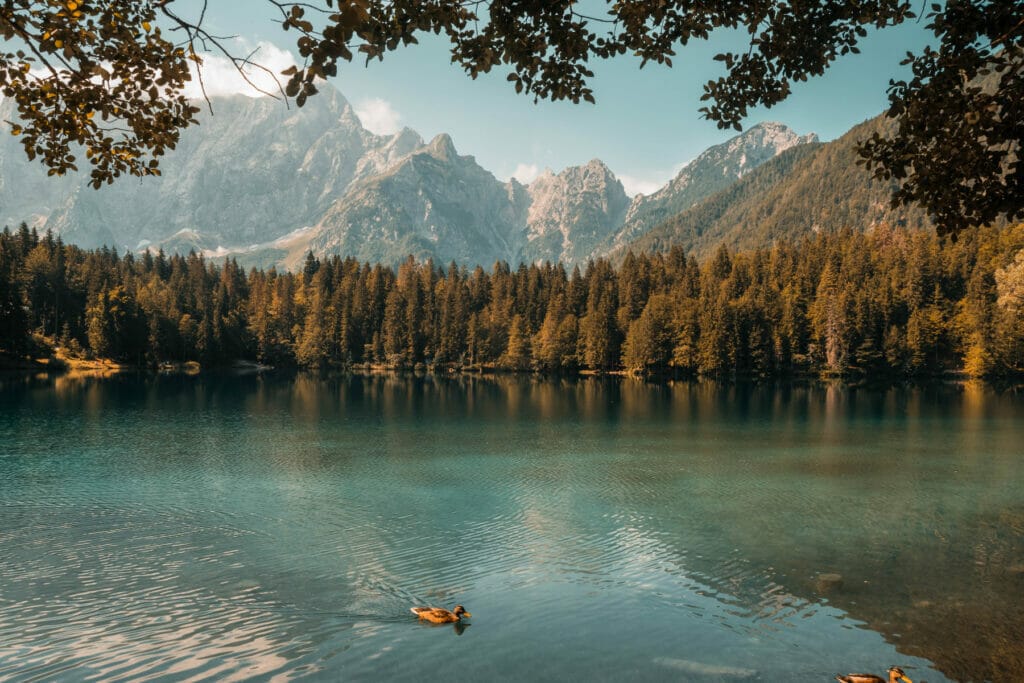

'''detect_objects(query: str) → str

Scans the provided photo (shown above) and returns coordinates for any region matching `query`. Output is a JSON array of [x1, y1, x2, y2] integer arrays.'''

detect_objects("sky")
[[171, 1, 936, 196]]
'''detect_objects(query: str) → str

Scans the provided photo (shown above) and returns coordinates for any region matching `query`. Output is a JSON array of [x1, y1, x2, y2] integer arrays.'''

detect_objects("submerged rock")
[[816, 572, 844, 593]]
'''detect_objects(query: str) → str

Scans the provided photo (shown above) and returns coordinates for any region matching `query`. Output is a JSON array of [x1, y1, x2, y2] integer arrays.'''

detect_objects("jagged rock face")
[[1, 85, 816, 269], [309, 134, 527, 267], [0, 89, 380, 250], [522, 159, 630, 265], [601, 122, 819, 256]]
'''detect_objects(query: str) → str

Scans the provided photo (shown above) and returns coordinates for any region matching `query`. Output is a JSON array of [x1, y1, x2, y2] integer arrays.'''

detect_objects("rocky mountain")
[[521, 160, 631, 265], [1, 84, 816, 268], [307, 132, 527, 267], [0, 88, 385, 251], [624, 117, 934, 261], [597, 122, 818, 257]]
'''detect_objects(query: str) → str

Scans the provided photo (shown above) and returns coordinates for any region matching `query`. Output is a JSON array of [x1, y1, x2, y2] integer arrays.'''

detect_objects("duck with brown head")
[[410, 605, 471, 624], [836, 666, 912, 683]]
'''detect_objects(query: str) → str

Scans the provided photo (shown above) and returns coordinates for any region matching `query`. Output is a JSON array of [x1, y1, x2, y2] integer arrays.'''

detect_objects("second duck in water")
[[410, 605, 471, 624], [836, 666, 912, 683]]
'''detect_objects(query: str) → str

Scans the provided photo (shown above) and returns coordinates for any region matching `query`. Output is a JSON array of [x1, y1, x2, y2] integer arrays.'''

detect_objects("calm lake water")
[[2, 373, 1023, 682]]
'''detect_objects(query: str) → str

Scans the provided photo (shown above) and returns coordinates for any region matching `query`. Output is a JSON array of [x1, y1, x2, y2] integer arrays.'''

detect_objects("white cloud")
[[10, 42, 296, 103], [618, 174, 664, 197], [618, 161, 689, 197], [511, 163, 541, 184], [353, 98, 402, 135], [182, 42, 297, 100]]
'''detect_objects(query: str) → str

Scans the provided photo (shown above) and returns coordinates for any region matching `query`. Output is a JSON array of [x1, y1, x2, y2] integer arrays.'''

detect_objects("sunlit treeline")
[[2, 221, 1023, 377]]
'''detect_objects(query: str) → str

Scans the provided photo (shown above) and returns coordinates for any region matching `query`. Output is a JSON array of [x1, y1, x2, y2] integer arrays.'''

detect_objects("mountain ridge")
[[0, 85, 819, 268], [624, 117, 933, 262], [600, 122, 818, 258]]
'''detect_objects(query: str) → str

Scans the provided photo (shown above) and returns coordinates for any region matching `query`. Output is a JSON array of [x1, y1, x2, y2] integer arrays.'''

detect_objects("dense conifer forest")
[[2, 222, 1023, 379]]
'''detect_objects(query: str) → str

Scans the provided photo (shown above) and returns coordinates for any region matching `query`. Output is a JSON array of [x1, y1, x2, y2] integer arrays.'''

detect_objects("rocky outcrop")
[[522, 159, 630, 265]]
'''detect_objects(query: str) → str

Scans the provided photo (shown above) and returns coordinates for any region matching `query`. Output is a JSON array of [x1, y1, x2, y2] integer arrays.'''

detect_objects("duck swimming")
[[410, 605, 471, 624], [836, 666, 912, 683]]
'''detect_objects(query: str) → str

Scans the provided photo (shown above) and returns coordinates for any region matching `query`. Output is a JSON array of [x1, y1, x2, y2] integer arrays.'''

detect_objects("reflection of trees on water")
[[317, 374, 1023, 682], [7, 372, 1024, 681], [592, 379, 1024, 683], [334, 375, 1022, 680]]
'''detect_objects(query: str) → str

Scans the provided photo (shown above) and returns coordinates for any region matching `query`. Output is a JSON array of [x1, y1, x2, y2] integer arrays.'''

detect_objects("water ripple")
[[4, 377, 1006, 681]]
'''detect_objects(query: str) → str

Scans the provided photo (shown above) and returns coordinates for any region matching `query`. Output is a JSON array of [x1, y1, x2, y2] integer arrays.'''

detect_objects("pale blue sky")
[[174, 1, 935, 194]]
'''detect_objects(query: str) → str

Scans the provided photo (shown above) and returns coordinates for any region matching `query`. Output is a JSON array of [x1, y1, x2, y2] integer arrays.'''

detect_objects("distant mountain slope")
[[0, 89, 386, 250], [625, 117, 934, 260], [599, 122, 818, 256], [227, 152, 636, 270]]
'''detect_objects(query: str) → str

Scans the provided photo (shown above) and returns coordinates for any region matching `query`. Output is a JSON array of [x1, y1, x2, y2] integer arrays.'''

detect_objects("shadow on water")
[[414, 621, 471, 636], [2, 371, 1023, 681]]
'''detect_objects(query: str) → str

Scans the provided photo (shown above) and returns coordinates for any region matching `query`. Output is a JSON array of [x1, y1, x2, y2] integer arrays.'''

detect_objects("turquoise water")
[[2, 373, 1023, 682]]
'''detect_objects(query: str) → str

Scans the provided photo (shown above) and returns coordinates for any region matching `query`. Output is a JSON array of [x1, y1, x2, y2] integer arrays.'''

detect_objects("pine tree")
[[501, 314, 532, 371], [0, 234, 30, 353], [810, 260, 850, 375], [86, 289, 111, 359], [381, 288, 407, 365], [296, 269, 329, 367], [436, 263, 468, 365], [622, 294, 676, 374], [533, 294, 575, 373], [581, 259, 620, 371], [146, 314, 164, 366]]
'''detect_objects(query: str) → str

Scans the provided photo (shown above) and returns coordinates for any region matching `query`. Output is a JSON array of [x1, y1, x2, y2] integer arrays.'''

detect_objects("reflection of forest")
[[613, 379, 1024, 683], [313, 373, 1022, 683], [6, 371, 1023, 681], [605, 379, 1024, 683]]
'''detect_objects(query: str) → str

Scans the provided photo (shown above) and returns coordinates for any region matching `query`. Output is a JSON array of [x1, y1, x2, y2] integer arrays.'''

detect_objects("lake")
[[1, 373, 1023, 682]]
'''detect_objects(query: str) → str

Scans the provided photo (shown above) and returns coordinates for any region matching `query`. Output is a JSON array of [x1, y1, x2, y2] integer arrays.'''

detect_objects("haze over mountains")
[[0, 84, 929, 269]]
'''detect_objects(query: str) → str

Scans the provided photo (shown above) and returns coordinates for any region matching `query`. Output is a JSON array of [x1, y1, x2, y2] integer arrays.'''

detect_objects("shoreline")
[[2, 354, 1020, 390], [4, 337, 1020, 386]]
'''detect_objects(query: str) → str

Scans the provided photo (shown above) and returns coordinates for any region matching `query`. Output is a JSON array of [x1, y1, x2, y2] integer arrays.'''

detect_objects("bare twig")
[[158, 1, 288, 111]]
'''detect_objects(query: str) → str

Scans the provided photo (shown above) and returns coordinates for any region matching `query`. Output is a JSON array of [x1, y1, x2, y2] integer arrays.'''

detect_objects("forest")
[[1, 222, 1023, 379]]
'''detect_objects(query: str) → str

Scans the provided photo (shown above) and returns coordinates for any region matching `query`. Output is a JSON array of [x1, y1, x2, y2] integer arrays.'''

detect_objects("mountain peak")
[[426, 133, 457, 160], [623, 115, 930, 263], [598, 121, 820, 257], [748, 121, 791, 132], [676, 121, 815, 182], [522, 157, 630, 265], [580, 158, 616, 178], [319, 85, 350, 113], [732, 122, 818, 157], [389, 127, 424, 153], [338, 102, 362, 129]]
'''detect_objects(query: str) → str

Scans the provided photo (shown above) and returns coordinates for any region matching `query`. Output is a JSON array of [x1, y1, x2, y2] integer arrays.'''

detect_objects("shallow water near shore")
[[2, 373, 1022, 681]]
